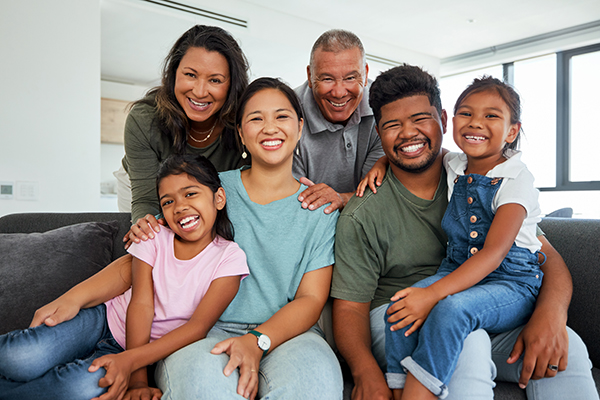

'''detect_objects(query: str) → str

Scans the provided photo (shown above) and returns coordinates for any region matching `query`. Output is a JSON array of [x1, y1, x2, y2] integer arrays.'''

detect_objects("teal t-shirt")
[[219, 169, 338, 324]]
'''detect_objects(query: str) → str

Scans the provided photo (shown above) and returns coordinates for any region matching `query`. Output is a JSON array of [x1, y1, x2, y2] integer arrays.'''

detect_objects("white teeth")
[[329, 100, 348, 107], [401, 143, 425, 153], [179, 216, 199, 228], [189, 98, 208, 107], [262, 140, 283, 147], [465, 135, 486, 141]]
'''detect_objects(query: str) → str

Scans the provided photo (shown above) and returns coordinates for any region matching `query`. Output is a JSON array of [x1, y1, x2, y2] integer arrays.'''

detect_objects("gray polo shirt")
[[293, 81, 384, 193]]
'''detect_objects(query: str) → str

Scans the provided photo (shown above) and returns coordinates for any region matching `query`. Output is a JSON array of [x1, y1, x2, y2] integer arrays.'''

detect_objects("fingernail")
[[142, 235, 147, 240], [309, 205, 314, 210], [519, 383, 526, 389], [149, 233, 154, 239], [302, 202, 307, 208]]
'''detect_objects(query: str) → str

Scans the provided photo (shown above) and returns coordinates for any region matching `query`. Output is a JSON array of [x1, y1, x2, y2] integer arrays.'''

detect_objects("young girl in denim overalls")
[[385, 77, 545, 400]]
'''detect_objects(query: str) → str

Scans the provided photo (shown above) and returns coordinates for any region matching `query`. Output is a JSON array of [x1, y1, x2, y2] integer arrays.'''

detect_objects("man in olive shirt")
[[331, 64, 597, 400]]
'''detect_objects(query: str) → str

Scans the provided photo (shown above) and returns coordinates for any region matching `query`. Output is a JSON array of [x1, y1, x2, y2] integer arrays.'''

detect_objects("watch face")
[[257, 334, 271, 351]]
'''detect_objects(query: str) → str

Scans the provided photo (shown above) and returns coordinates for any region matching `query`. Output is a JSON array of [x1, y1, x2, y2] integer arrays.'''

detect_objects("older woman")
[[116, 25, 250, 223]]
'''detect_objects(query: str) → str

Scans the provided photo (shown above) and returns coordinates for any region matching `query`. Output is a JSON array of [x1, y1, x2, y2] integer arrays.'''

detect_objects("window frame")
[[549, 42, 600, 191]]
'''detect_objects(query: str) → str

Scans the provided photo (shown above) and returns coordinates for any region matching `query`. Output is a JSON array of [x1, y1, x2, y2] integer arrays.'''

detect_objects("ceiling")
[[101, 0, 600, 87]]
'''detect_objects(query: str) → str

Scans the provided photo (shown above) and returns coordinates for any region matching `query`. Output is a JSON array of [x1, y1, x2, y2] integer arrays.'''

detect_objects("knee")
[[0, 330, 53, 381]]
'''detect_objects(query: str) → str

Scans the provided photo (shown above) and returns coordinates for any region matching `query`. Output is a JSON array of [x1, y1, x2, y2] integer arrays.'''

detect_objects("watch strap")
[[249, 330, 269, 358]]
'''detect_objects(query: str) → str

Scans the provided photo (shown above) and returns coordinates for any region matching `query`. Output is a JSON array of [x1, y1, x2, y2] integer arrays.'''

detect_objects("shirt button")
[[470, 215, 477, 223], [467, 176, 473, 184], [470, 231, 478, 238], [467, 197, 474, 204], [346, 143, 351, 148], [470, 247, 479, 255]]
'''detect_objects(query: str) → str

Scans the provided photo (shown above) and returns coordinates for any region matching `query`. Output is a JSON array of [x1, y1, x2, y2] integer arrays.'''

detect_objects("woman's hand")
[[211, 334, 262, 400], [30, 297, 80, 328], [386, 287, 438, 336], [123, 214, 164, 249], [89, 353, 135, 400], [356, 156, 387, 197]]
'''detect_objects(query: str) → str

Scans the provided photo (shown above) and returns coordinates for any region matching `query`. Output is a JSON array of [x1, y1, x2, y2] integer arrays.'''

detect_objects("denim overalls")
[[385, 173, 544, 398]]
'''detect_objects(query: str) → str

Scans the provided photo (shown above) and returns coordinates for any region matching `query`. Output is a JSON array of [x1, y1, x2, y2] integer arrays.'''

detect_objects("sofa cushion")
[[0, 221, 119, 334]]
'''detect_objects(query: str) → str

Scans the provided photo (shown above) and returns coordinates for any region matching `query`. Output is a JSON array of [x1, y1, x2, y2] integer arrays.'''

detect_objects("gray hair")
[[309, 29, 366, 75]]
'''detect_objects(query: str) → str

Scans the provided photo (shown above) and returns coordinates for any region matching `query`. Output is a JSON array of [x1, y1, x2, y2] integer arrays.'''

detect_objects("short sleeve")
[[127, 231, 159, 267], [494, 168, 540, 217], [305, 211, 338, 274], [330, 213, 380, 303], [214, 241, 250, 280]]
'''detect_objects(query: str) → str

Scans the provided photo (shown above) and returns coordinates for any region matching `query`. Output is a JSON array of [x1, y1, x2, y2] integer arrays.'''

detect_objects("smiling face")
[[174, 47, 230, 128], [377, 95, 447, 174], [158, 173, 225, 252], [307, 47, 368, 125], [453, 90, 519, 170], [238, 88, 304, 169]]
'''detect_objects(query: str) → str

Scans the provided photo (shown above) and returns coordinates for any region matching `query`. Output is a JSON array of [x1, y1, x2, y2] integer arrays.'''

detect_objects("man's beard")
[[389, 140, 439, 174]]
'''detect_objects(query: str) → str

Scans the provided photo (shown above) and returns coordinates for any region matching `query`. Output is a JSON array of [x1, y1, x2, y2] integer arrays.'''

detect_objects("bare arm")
[[30, 254, 133, 328], [211, 266, 332, 400], [508, 234, 572, 387], [333, 299, 392, 400]]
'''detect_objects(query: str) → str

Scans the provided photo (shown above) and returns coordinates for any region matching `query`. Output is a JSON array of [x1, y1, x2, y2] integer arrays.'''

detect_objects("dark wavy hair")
[[135, 25, 249, 154], [369, 64, 442, 126], [454, 75, 523, 153], [156, 154, 234, 241], [236, 77, 303, 128]]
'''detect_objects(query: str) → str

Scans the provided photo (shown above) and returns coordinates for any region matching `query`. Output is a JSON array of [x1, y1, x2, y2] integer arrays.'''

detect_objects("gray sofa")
[[1, 212, 598, 399]]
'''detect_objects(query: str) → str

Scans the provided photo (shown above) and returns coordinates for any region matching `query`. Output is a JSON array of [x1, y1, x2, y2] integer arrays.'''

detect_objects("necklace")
[[188, 120, 218, 143]]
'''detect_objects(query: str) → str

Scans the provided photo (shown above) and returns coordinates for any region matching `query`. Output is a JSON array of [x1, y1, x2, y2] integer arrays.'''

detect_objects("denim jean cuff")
[[385, 372, 406, 389], [401, 356, 448, 399]]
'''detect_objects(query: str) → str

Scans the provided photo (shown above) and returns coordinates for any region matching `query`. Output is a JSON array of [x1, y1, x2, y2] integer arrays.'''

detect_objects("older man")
[[293, 29, 384, 214], [331, 64, 598, 400]]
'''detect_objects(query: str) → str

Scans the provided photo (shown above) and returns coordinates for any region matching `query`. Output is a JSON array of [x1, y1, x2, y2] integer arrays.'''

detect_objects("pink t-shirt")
[[105, 229, 248, 349]]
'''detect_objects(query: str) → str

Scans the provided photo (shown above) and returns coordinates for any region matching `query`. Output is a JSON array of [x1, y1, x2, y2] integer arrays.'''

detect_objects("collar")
[[296, 80, 373, 135], [446, 149, 527, 179]]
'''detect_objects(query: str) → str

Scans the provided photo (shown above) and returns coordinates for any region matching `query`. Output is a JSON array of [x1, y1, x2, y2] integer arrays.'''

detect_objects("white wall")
[[0, 0, 101, 217]]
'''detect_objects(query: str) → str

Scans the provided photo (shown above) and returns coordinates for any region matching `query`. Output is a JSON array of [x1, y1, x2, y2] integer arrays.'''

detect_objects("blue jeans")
[[371, 304, 599, 400], [384, 267, 538, 398], [155, 321, 343, 399], [0, 305, 123, 400]]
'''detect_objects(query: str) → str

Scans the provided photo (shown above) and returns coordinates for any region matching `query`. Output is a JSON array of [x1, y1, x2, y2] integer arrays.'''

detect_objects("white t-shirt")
[[444, 150, 542, 253], [105, 228, 248, 349]]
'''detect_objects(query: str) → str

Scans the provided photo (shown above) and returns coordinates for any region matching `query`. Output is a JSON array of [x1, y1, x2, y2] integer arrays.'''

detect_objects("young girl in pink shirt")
[[0, 154, 249, 400]]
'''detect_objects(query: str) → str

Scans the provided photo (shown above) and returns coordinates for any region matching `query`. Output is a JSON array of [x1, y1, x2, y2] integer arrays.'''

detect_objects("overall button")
[[467, 176, 473, 184], [454, 177, 459, 184], [470, 231, 478, 238], [470, 215, 477, 223], [470, 247, 479, 255], [467, 197, 474, 204]]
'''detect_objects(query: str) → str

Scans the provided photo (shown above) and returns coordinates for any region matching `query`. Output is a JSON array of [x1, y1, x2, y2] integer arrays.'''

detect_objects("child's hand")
[[211, 334, 261, 400], [29, 298, 80, 328], [122, 383, 163, 400], [89, 353, 134, 400], [123, 214, 165, 249], [386, 287, 438, 336], [356, 157, 387, 197]]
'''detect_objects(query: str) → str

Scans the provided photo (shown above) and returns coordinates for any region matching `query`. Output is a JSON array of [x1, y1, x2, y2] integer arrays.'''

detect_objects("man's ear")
[[441, 109, 448, 134], [307, 65, 312, 88], [364, 63, 369, 85]]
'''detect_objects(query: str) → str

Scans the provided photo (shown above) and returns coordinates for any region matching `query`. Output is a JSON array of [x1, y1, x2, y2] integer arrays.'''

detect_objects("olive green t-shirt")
[[121, 100, 247, 222], [331, 167, 449, 311]]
